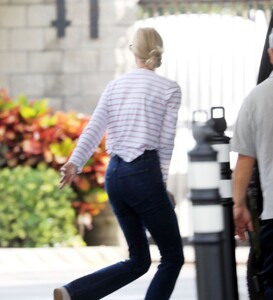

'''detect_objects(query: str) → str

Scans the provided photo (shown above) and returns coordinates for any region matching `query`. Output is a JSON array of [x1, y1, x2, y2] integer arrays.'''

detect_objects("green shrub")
[[0, 89, 109, 221], [0, 90, 109, 244], [0, 165, 85, 247]]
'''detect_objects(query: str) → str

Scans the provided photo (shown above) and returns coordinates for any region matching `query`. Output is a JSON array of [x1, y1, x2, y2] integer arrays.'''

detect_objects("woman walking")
[[55, 27, 184, 300]]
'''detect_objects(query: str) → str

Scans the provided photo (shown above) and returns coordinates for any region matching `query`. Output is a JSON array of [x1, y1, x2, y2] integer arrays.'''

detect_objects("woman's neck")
[[135, 57, 154, 71]]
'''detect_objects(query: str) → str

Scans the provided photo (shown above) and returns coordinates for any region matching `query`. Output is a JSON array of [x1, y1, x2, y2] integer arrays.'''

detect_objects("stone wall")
[[0, 0, 138, 113]]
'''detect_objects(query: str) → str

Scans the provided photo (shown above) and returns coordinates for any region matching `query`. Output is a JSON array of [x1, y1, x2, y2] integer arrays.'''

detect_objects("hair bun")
[[149, 46, 163, 58], [145, 46, 163, 69]]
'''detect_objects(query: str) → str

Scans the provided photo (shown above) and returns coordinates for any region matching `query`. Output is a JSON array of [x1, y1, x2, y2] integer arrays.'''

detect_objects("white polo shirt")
[[231, 71, 273, 220]]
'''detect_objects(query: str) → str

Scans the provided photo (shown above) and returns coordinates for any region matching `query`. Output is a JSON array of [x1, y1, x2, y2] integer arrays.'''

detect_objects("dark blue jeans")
[[260, 219, 273, 299], [65, 150, 184, 300]]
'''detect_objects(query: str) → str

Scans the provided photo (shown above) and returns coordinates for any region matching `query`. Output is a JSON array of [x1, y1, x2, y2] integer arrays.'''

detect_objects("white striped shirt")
[[69, 68, 181, 184]]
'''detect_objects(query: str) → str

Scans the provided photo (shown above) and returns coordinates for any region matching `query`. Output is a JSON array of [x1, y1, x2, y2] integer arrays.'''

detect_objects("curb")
[[0, 245, 250, 274]]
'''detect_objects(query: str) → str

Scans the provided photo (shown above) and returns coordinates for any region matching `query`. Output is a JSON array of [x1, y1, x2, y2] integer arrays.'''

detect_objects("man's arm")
[[233, 154, 256, 241]]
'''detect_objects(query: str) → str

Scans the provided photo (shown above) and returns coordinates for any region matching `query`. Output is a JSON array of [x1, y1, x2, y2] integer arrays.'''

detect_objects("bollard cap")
[[189, 110, 218, 161], [191, 120, 216, 144], [210, 107, 227, 134], [209, 107, 230, 144], [189, 143, 217, 161]]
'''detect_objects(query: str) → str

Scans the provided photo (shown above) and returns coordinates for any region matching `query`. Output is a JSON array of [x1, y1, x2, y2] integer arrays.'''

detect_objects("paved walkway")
[[0, 245, 250, 300], [0, 245, 250, 272]]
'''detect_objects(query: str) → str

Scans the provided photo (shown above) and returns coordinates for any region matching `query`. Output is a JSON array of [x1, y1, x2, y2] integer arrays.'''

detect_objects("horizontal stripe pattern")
[[69, 68, 181, 183]]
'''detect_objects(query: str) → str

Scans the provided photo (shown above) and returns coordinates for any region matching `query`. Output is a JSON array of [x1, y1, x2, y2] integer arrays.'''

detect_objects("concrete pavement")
[[0, 244, 250, 272], [0, 245, 250, 299]]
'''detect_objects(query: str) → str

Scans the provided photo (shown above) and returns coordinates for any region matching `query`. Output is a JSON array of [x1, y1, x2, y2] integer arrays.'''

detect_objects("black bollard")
[[208, 107, 239, 300], [188, 111, 226, 300]]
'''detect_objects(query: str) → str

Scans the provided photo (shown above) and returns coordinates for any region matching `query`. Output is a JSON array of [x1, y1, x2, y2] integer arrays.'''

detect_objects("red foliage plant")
[[0, 89, 109, 221]]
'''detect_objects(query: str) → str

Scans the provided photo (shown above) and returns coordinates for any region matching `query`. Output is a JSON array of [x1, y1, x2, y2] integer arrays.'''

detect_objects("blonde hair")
[[131, 27, 163, 69]]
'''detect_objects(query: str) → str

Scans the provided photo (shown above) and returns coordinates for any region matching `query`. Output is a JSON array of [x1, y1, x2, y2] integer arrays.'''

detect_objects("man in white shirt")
[[231, 29, 273, 299]]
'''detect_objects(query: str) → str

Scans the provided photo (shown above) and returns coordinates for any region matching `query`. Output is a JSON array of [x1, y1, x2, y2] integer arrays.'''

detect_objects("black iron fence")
[[139, 0, 273, 18]]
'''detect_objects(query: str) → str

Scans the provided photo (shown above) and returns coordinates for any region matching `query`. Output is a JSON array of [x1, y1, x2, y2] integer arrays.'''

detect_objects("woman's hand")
[[59, 162, 78, 189]]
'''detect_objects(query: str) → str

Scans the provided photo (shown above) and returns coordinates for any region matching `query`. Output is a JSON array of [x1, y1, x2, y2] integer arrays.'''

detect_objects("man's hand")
[[59, 162, 77, 189], [233, 205, 254, 241], [233, 154, 256, 241], [167, 190, 176, 207]]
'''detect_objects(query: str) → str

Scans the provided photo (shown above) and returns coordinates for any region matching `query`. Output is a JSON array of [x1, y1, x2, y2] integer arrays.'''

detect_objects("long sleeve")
[[68, 84, 110, 172], [158, 83, 181, 184]]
